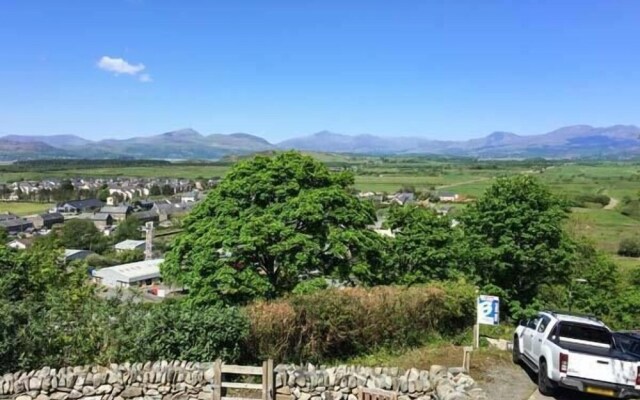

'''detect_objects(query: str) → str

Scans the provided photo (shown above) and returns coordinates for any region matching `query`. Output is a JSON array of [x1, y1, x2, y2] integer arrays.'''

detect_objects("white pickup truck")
[[513, 310, 640, 398]]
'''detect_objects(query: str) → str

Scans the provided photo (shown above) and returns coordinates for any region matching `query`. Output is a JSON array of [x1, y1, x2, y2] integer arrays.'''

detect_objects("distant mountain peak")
[[312, 130, 343, 137], [227, 132, 271, 145], [160, 128, 202, 138]]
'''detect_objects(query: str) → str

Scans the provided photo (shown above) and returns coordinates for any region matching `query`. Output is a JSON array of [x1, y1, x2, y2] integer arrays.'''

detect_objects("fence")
[[213, 359, 274, 400]]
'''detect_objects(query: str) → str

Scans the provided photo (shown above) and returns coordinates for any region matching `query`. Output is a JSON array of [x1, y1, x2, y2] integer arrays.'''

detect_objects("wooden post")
[[266, 359, 274, 400], [473, 323, 480, 349], [213, 359, 222, 400], [262, 360, 268, 400]]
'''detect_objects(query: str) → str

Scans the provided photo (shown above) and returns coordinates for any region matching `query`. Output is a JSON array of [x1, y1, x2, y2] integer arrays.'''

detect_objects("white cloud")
[[138, 73, 152, 83], [97, 56, 145, 75]]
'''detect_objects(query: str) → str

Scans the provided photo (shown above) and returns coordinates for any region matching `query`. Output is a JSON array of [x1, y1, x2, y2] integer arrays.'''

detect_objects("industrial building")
[[92, 259, 163, 288]]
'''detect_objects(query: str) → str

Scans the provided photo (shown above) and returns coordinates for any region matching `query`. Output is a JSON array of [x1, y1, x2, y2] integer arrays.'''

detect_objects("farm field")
[[0, 201, 53, 215]]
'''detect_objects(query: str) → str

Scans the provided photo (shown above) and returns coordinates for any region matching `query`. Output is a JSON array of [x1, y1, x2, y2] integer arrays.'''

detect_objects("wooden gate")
[[358, 388, 397, 400], [212, 359, 274, 400]]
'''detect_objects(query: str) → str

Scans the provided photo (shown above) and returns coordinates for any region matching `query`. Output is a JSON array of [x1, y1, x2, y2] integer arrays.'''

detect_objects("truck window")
[[527, 317, 540, 330], [538, 315, 551, 333], [558, 323, 611, 345]]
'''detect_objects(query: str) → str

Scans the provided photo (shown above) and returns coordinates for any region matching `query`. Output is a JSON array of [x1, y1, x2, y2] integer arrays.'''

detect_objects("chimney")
[[144, 221, 154, 260]]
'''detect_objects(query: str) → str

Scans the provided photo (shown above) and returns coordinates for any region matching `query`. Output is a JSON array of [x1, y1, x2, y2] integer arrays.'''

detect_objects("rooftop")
[[115, 239, 146, 250], [94, 259, 164, 282]]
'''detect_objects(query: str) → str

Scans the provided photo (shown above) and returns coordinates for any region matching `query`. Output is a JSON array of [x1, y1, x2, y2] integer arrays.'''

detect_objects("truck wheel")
[[512, 336, 521, 364], [538, 360, 557, 396]]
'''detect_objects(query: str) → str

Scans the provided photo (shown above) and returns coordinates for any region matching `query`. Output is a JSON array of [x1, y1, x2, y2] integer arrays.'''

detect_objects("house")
[[91, 213, 113, 230], [64, 249, 94, 263], [438, 192, 459, 202], [92, 258, 164, 288], [390, 192, 415, 205], [100, 206, 132, 222], [27, 212, 64, 229], [7, 237, 35, 250], [53, 199, 104, 214], [0, 218, 34, 235], [181, 191, 199, 203], [0, 212, 19, 222], [131, 210, 159, 224], [115, 239, 146, 252]]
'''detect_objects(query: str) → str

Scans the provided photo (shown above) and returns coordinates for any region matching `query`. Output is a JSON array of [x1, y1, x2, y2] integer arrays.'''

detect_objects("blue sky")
[[1, 0, 640, 142]]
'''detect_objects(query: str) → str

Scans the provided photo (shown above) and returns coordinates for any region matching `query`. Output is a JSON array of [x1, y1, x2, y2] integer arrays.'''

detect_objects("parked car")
[[513, 310, 640, 398]]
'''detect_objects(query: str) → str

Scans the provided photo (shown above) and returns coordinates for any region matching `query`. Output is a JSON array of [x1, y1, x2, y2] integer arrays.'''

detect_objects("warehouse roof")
[[115, 239, 145, 250], [94, 259, 164, 283]]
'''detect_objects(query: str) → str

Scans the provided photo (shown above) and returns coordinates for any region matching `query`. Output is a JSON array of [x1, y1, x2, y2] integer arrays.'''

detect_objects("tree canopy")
[[113, 216, 142, 242], [386, 205, 468, 284], [60, 219, 106, 252], [162, 152, 387, 304], [461, 175, 574, 309]]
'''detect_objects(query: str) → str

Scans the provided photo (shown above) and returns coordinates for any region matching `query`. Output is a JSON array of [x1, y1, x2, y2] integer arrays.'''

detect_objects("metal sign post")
[[475, 295, 500, 348]]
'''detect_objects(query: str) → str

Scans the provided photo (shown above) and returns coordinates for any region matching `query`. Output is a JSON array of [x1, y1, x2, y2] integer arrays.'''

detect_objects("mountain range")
[[2, 125, 640, 160]]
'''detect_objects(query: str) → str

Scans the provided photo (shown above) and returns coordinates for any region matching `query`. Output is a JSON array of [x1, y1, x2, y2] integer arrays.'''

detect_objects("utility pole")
[[144, 221, 154, 260]]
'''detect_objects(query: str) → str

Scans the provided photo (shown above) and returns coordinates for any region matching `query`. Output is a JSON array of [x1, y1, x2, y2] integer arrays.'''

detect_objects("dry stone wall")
[[0, 362, 485, 400]]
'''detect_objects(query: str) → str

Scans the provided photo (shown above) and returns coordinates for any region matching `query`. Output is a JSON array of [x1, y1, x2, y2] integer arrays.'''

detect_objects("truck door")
[[523, 316, 541, 359], [532, 315, 552, 361]]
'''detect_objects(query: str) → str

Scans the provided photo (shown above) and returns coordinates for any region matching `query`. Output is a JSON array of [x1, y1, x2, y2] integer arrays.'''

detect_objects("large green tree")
[[162, 152, 387, 304], [461, 175, 574, 310]]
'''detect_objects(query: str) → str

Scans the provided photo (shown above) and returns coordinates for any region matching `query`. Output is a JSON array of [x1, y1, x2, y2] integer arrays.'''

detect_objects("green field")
[[566, 207, 640, 254], [0, 202, 53, 216]]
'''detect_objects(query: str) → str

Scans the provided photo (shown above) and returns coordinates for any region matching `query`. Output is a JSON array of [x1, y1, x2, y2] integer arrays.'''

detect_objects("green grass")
[[0, 202, 53, 215], [566, 207, 640, 254]]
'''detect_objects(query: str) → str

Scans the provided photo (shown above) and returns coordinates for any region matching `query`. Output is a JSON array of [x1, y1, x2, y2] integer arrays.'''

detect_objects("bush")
[[618, 238, 640, 257], [621, 200, 640, 219], [243, 282, 475, 363], [292, 278, 328, 295], [573, 193, 610, 208]]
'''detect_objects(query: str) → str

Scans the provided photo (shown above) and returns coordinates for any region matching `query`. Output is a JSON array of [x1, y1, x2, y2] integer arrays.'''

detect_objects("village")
[[0, 178, 463, 301]]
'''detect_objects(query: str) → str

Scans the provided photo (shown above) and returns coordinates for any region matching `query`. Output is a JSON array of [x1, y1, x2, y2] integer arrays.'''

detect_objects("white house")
[[92, 259, 164, 288], [181, 191, 199, 203], [114, 239, 146, 252], [438, 192, 459, 202]]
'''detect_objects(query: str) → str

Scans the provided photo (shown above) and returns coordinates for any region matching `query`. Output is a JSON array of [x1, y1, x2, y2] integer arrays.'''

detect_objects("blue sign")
[[477, 295, 500, 325]]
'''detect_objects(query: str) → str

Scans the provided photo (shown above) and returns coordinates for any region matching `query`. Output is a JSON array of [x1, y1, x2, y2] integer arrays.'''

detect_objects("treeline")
[[6, 159, 172, 172]]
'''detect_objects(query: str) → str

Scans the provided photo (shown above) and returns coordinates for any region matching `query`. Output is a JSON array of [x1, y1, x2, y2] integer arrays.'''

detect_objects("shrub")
[[573, 193, 610, 208], [243, 282, 475, 363], [292, 278, 328, 295], [618, 238, 640, 257]]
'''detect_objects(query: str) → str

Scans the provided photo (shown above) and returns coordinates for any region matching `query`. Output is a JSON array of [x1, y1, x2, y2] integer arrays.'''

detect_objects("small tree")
[[60, 219, 106, 252], [618, 237, 640, 257], [113, 217, 142, 242], [150, 185, 161, 196]]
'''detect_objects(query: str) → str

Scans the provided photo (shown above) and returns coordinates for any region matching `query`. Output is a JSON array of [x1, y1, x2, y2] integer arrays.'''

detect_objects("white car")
[[513, 310, 640, 398]]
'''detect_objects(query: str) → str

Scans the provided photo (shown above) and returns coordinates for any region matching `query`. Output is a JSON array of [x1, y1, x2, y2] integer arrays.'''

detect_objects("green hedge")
[[243, 281, 476, 363]]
